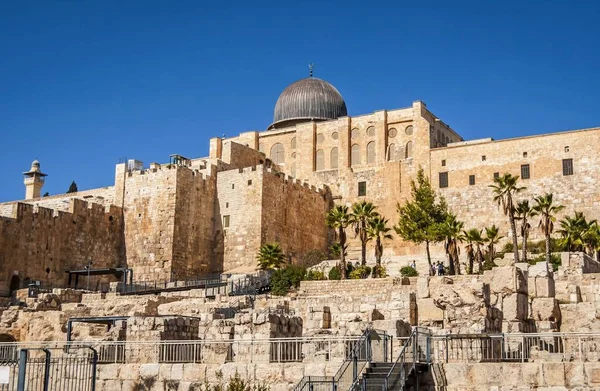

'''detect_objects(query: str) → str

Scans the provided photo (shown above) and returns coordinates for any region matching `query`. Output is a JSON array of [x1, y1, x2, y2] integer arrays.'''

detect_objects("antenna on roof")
[[309, 63, 314, 77]]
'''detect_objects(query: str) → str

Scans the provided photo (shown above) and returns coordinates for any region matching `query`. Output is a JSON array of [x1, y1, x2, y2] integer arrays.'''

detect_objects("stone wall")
[[261, 168, 331, 262], [433, 127, 600, 247], [0, 199, 125, 294], [0, 186, 116, 217], [119, 164, 217, 281], [216, 165, 332, 272]]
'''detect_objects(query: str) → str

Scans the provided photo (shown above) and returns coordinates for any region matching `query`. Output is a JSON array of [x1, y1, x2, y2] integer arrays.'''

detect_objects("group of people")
[[409, 260, 446, 276], [431, 261, 445, 276]]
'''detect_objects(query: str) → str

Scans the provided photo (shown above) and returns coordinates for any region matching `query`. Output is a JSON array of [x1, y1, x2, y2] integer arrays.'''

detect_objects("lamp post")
[[85, 260, 93, 291]]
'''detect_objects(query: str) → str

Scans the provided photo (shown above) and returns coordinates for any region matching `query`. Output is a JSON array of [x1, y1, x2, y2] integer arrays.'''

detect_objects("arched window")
[[316, 149, 325, 171], [366, 142, 375, 164], [405, 141, 413, 159], [270, 143, 285, 164], [387, 143, 396, 161], [330, 148, 339, 169], [291, 137, 296, 149], [351, 144, 361, 166]]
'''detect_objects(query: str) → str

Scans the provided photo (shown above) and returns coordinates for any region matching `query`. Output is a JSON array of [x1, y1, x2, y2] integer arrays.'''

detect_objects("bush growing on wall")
[[349, 265, 372, 279], [271, 265, 306, 295], [305, 270, 326, 280]]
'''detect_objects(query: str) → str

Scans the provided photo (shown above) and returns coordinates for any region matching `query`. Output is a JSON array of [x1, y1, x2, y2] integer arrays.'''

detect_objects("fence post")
[[42, 349, 51, 391], [90, 347, 98, 391], [579, 337, 583, 362], [521, 335, 525, 363], [352, 352, 358, 383], [426, 334, 431, 364], [445, 335, 449, 363], [17, 349, 28, 391]]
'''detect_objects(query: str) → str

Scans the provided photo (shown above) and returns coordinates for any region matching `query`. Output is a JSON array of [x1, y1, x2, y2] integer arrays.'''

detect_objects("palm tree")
[[367, 215, 393, 277], [558, 212, 595, 252], [463, 229, 476, 275], [326, 205, 352, 279], [515, 200, 537, 263], [350, 201, 379, 266], [532, 193, 565, 263], [442, 214, 464, 275], [484, 224, 504, 263], [583, 222, 600, 262], [256, 243, 286, 270], [464, 229, 485, 273], [489, 173, 526, 263]]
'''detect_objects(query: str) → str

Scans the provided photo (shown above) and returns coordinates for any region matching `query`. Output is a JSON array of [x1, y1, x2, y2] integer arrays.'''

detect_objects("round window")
[[388, 128, 397, 138], [405, 125, 414, 136]]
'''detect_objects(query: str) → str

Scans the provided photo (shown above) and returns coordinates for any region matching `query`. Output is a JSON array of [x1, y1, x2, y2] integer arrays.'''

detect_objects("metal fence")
[[0, 337, 368, 365], [0, 346, 97, 391], [429, 332, 600, 363]]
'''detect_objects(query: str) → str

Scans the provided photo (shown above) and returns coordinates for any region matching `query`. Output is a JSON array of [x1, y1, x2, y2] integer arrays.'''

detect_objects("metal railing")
[[378, 327, 430, 391], [429, 332, 600, 363], [116, 275, 227, 295], [291, 329, 393, 391], [0, 336, 366, 365]]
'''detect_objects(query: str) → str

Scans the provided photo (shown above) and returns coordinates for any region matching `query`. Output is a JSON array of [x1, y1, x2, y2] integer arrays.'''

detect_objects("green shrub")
[[329, 243, 342, 259], [372, 265, 388, 278], [481, 258, 497, 271], [328, 266, 341, 280], [349, 265, 372, 279], [271, 265, 306, 296], [327, 263, 354, 280], [305, 270, 326, 281], [400, 266, 418, 277]]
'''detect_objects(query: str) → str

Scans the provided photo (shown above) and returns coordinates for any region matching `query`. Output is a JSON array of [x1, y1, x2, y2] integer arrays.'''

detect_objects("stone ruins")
[[0, 75, 599, 390]]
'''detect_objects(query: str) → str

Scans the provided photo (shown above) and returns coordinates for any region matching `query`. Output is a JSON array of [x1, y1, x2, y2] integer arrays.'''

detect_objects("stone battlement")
[[3, 198, 122, 221]]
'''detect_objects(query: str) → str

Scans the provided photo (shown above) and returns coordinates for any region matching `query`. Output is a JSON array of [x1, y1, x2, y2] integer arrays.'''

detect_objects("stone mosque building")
[[1, 74, 599, 294]]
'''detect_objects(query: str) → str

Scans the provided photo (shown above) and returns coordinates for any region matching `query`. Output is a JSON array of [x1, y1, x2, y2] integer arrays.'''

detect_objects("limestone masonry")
[[1, 75, 600, 390]]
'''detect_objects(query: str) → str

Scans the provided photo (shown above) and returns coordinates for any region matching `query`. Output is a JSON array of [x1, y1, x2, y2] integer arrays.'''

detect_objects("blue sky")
[[1, 0, 599, 202]]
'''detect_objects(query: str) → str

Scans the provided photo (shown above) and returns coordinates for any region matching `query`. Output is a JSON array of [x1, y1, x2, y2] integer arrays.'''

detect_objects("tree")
[[464, 229, 485, 274], [367, 215, 393, 277], [489, 173, 525, 263], [515, 200, 537, 263], [326, 205, 352, 279], [463, 229, 476, 275], [532, 193, 565, 263], [557, 211, 595, 252], [583, 222, 600, 262], [484, 224, 503, 263], [42, 192, 50, 197], [67, 181, 78, 193], [441, 214, 464, 275], [394, 168, 449, 275], [350, 201, 379, 266], [256, 243, 286, 270]]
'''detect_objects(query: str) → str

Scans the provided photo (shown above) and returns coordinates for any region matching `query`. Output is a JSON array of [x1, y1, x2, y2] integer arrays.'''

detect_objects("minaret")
[[23, 159, 47, 199]]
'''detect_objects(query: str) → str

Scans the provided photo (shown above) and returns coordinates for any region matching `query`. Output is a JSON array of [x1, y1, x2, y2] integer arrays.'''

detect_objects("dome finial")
[[309, 63, 314, 78]]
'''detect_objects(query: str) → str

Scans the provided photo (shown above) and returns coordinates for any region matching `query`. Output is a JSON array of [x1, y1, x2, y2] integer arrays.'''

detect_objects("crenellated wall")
[[215, 165, 332, 272], [0, 199, 125, 294], [119, 163, 218, 281]]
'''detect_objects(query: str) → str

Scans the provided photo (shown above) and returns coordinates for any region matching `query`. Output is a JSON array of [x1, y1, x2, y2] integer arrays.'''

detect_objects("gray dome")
[[269, 77, 348, 129]]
